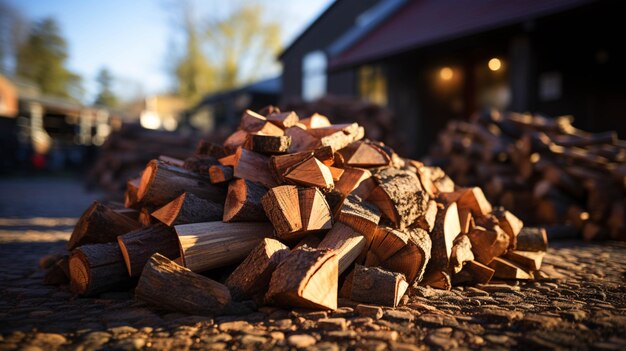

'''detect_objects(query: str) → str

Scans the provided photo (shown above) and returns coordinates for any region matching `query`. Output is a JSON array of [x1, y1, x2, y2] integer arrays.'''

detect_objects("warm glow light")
[[488, 58, 502, 71], [439, 67, 453, 81]]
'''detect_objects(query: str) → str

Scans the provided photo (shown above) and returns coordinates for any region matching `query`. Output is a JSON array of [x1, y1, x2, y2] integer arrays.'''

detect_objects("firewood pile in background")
[[43, 106, 551, 315], [425, 110, 626, 241], [85, 124, 203, 194]]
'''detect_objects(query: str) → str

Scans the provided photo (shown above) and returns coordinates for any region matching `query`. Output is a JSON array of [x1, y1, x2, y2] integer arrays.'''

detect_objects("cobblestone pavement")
[[1, 179, 626, 350]]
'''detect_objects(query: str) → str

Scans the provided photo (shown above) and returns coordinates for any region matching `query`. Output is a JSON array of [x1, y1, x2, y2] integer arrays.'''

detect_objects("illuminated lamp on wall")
[[488, 58, 502, 71], [439, 67, 453, 81]]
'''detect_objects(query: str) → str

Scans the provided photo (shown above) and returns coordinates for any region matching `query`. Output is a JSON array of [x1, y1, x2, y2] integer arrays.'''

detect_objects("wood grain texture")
[[136, 253, 231, 315], [69, 242, 131, 296], [266, 246, 338, 310], [176, 221, 274, 272]]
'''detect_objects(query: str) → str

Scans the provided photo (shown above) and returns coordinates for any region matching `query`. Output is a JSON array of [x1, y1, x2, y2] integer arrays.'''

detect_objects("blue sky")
[[6, 0, 333, 101]]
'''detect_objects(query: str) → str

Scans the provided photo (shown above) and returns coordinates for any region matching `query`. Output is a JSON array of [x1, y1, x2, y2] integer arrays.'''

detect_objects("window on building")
[[302, 51, 326, 101], [358, 64, 387, 106]]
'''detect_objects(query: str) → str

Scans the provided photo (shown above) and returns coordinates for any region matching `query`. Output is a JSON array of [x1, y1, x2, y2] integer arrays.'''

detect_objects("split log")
[[124, 177, 141, 209], [224, 130, 249, 152], [269, 151, 314, 183], [266, 246, 338, 310], [415, 200, 438, 232], [351, 265, 408, 307], [319, 125, 365, 152], [267, 111, 299, 128], [318, 223, 366, 274], [489, 257, 532, 280], [69, 242, 131, 296], [449, 234, 474, 274], [300, 113, 331, 128], [285, 126, 319, 152], [337, 194, 381, 243], [334, 168, 374, 197], [152, 192, 223, 226], [457, 187, 493, 217], [516, 227, 548, 252], [223, 179, 268, 222], [422, 202, 460, 289], [338, 141, 390, 168], [67, 201, 141, 250], [467, 226, 509, 265], [233, 148, 278, 188], [328, 166, 344, 181], [136, 253, 231, 315], [379, 227, 432, 284], [244, 134, 291, 154], [261, 185, 302, 239], [175, 221, 274, 272], [368, 168, 428, 229], [137, 159, 226, 210], [298, 187, 333, 232], [462, 260, 494, 284], [239, 109, 284, 135], [284, 157, 334, 190], [208, 165, 234, 184], [493, 207, 523, 249], [225, 238, 290, 301], [117, 224, 180, 277], [504, 250, 544, 271]]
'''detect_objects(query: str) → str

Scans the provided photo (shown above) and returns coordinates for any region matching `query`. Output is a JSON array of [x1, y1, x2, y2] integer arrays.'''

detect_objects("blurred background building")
[[279, 0, 625, 156]]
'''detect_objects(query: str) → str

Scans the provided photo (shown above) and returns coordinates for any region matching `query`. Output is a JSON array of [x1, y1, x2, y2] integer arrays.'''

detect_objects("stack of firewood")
[[45, 107, 550, 314], [284, 96, 401, 154], [86, 124, 202, 194], [426, 111, 626, 241]]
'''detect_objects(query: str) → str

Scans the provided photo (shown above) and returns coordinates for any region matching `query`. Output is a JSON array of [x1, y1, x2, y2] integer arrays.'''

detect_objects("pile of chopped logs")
[[44, 106, 550, 314], [426, 110, 626, 242], [284, 96, 402, 154], [86, 123, 202, 194]]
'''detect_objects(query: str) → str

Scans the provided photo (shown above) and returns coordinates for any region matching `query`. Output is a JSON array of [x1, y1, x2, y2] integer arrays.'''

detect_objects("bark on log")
[[422, 202, 460, 289], [117, 224, 180, 277], [225, 238, 290, 301], [68, 201, 141, 250], [516, 227, 548, 252], [69, 242, 131, 296], [337, 194, 381, 243], [137, 159, 226, 210], [351, 265, 408, 307], [223, 179, 268, 222], [136, 253, 232, 315], [152, 192, 223, 226], [368, 168, 428, 229], [244, 134, 291, 154]]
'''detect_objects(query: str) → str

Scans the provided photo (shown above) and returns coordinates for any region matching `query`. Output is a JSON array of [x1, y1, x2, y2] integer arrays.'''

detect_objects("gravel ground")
[[1, 178, 625, 350]]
